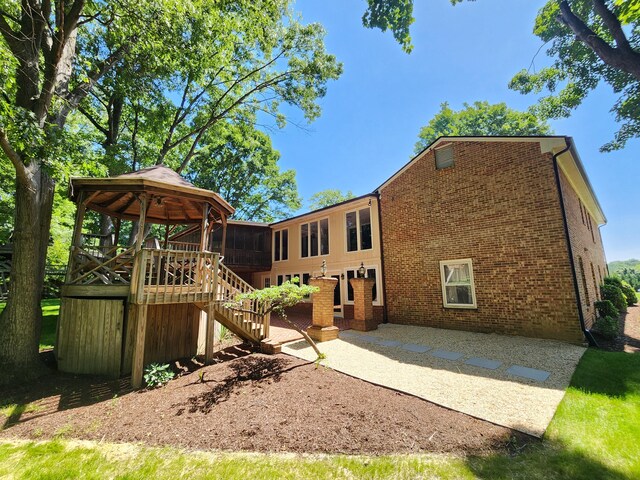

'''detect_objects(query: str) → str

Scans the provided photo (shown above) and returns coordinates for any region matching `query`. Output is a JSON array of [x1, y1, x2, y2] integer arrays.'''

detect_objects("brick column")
[[350, 277, 377, 331], [307, 277, 339, 342]]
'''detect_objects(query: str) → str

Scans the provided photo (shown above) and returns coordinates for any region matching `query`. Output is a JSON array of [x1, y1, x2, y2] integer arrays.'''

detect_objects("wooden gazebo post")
[[221, 216, 228, 257], [199, 204, 218, 364], [131, 194, 149, 389], [66, 192, 86, 283]]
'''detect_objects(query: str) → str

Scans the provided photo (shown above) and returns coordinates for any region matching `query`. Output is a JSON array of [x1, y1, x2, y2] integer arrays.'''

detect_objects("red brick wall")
[[285, 303, 384, 324], [284, 302, 313, 317], [558, 169, 608, 329], [343, 304, 384, 323], [379, 141, 584, 343]]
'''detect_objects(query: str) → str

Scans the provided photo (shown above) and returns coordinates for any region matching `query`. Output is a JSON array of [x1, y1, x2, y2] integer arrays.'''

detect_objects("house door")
[[331, 274, 343, 317]]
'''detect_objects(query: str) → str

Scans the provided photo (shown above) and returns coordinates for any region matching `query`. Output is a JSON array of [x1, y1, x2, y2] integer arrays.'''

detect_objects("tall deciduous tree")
[[75, 1, 338, 220], [414, 101, 553, 153], [0, 0, 340, 381], [508, 0, 640, 151], [307, 189, 356, 210], [184, 122, 301, 222]]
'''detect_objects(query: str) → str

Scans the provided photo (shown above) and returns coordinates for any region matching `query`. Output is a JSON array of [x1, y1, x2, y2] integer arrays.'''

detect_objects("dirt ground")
[[0, 345, 531, 456], [593, 303, 640, 353]]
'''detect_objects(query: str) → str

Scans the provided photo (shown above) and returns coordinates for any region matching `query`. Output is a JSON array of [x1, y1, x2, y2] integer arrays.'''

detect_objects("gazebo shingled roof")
[[69, 165, 234, 224]]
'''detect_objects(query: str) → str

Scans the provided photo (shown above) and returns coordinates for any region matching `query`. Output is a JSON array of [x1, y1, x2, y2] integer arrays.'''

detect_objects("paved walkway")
[[282, 324, 586, 437]]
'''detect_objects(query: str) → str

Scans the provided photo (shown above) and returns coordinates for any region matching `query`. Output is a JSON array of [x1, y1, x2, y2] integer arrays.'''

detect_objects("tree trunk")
[[0, 164, 55, 383], [99, 214, 114, 247]]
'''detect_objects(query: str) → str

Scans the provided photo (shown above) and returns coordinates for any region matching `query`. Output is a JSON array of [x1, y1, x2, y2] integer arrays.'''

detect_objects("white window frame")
[[439, 258, 477, 309], [273, 228, 288, 262], [345, 208, 373, 253], [299, 217, 330, 259], [263, 277, 271, 288]]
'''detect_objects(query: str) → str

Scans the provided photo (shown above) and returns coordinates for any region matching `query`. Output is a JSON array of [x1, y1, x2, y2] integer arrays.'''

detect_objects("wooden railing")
[[214, 262, 270, 341], [167, 241, 200, 252], [132, 249, 269, 341], [67, 245, 135, 285], [65, 245, 270, 342], [130, 249, 219, 305]]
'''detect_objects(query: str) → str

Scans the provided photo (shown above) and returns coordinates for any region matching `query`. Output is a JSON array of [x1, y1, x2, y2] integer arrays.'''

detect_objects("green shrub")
[[620, 281, 637, 306], [601, 282, 627, 313], [143, 363, 175, 388], [594, 300, 619, 319], [604, 276, 624, 289], [217, 325, 234, 342], [593, 316, 619, 340]]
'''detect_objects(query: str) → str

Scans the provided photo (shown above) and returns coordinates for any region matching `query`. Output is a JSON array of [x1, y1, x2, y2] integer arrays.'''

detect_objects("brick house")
[[377, 136, 606, 343], [175, 136, 606, 344]]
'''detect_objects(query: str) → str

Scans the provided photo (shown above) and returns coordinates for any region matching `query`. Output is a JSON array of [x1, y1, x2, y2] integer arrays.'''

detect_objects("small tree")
[[230, 278, 324, 359]]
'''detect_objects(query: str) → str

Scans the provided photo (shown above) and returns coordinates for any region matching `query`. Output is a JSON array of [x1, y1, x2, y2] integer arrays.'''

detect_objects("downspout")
[[552, 137, 598, 347], [376, 192, 389, 323]]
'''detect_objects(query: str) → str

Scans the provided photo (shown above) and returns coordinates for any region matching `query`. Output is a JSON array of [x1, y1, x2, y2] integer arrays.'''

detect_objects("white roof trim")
[[556, 140, 607, 226]]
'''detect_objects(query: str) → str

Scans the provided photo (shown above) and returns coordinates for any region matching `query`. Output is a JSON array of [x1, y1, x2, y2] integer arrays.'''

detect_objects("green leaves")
[[414, 101, 552, 153], [362, 0, 415, 53], [511, 0, 640, 151], [233, 277, 319, 318], [184, 121, 302, 222], [307, 190, 355, 211]]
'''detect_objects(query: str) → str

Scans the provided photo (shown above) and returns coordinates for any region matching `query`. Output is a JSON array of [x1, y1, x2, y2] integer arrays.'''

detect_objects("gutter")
[[552, 137, 598, 347], [376, 192, 389, 323]]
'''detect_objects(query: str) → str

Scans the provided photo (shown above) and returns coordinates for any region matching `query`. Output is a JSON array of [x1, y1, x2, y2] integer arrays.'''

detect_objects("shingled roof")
[[70, 165, 234, 224]]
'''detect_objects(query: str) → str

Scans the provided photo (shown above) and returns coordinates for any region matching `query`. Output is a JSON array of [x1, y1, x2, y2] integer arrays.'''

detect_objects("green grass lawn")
[[0, 298, 60, 351], [0, 348, 639, 479]]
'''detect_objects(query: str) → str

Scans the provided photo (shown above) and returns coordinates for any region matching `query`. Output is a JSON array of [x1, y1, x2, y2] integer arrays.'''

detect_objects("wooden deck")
[[58, 247, 270, 388]]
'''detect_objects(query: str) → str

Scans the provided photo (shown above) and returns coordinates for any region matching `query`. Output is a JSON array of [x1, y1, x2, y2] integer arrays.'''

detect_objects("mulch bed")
[[592, 304, 640, 353], [0, 345, 532, 456]]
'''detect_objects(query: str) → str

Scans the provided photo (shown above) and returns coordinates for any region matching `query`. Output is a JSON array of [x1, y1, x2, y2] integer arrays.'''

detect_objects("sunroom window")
[[301, 219, 329, 257], [346, 208, 372, 252], [439, 259, 476, 308], [274, 229, 288, 261]]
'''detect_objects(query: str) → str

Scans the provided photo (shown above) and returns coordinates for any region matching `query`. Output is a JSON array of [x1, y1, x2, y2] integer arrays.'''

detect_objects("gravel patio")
[[283, 324, 586, 437]]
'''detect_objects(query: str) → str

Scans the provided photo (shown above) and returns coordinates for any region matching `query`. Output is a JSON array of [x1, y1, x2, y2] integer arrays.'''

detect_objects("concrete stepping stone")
[[355, 335, 382, 343], [465, 357, 502, 370], [378, 339, 402, 347], [430, 349, 463, 361], [400, 343, 431, 353], [506, 365, 550, 382]]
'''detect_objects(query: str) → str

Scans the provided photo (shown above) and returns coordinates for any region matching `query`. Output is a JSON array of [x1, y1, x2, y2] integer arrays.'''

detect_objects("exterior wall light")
[[358, 262, 366, 278], [321, 260, 327, 277]]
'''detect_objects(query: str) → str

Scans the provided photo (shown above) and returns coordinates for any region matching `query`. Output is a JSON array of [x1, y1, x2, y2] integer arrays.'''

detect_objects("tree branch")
[[0, 127, 29, 186], [173, 69, 294, 173], [56, 42, 129, 125], [78, 105, 108, 135], [558, 0, 640, 81], [591, 0, 631, 52]]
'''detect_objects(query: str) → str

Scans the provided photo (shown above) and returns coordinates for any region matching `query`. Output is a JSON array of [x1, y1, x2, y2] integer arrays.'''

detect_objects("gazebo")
[[56, 166, 270, 388]]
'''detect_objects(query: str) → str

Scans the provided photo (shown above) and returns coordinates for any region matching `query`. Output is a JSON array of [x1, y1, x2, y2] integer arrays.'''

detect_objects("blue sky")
[[268, 0, 639, 261]]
